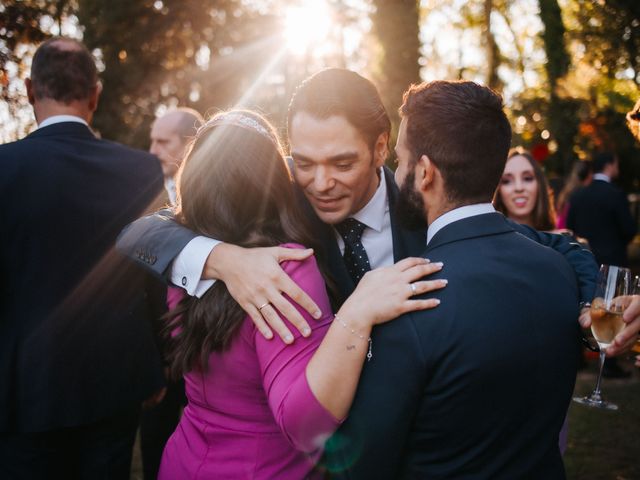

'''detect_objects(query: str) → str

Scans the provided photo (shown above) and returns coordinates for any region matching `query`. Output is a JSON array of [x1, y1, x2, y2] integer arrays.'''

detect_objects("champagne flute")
[[573, 264, 631, 410], [632, 276, 640, 354]]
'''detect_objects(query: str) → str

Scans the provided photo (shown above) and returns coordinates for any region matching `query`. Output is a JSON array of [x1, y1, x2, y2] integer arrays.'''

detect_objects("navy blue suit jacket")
[[326, 213, 581, 479], [567, 179, 637, 266], [0, 122, 166, 433]]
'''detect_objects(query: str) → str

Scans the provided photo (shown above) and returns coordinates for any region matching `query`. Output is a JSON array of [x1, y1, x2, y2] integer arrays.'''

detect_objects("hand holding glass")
[[573, 264, 630, 411]]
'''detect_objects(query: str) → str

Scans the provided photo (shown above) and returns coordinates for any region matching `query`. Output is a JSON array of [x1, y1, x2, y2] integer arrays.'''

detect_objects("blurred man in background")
[[150, 107, 203, 205]]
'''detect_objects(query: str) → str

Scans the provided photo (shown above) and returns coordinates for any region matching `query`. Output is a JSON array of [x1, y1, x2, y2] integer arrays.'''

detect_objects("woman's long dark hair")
[[166, 110, 331, 378]]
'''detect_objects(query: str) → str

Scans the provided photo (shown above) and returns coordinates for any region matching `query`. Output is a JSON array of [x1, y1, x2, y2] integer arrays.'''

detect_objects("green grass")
[[565, 356, 640, 480]]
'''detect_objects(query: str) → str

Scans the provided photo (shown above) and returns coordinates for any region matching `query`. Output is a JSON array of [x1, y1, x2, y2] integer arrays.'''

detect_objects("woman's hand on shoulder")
[[208, 243, 321, 343], [339, 257, 447, 327]]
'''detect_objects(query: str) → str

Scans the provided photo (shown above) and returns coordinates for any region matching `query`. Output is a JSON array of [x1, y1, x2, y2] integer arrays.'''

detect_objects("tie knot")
[[335, 218, 367, 244]]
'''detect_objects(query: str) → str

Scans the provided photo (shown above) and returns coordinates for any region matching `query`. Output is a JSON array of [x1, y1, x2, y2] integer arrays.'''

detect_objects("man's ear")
[[88, 81, 102, 113], [416, 154, 435, 192], [25, 78, 35, 105], [373, 132, 389, 167]]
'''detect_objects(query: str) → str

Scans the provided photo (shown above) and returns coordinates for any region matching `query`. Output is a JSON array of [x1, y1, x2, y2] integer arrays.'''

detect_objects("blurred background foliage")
[[1, 0, 639, 187]]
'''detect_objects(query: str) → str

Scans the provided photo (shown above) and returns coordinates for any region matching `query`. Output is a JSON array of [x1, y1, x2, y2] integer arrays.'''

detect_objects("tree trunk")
[[538, 0, 577, 175], [371, 0, 421, 135], [484, 0, 500, 91]]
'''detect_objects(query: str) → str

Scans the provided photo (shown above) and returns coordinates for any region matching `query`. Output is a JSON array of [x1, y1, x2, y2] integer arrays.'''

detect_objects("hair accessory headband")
[[203, 113, 275, 143]]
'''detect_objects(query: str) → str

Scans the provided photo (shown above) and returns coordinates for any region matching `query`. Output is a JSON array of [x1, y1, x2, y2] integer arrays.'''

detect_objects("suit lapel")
[[385, 167, 427, 261], [325, 235, 356, 298]]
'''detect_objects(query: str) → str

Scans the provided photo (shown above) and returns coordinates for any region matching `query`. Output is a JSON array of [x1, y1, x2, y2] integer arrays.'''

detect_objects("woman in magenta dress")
[[157, 110, 444, 479]]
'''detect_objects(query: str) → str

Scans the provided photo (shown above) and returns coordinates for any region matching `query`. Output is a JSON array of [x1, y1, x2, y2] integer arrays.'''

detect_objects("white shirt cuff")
[[170, 236, 220, 298]]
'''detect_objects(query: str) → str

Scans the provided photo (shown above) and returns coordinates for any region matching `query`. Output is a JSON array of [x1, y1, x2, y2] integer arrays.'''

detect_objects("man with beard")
[[117, 69, 596, 344], [324, 80, 581, 479]]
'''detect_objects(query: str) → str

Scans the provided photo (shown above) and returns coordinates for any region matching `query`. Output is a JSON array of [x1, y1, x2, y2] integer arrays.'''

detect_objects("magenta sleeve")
[[166, 286, 186, 310], [254, 247, 342, 453]]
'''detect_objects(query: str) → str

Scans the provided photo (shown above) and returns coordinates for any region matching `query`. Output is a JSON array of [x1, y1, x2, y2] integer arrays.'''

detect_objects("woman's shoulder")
[[279, 242, 309, 253], [278, 243, 320, 276]]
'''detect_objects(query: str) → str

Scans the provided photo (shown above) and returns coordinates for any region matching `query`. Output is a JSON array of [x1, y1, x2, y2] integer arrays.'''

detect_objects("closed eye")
[[335, 162, 353, 171], [294, 160, 313, 171]]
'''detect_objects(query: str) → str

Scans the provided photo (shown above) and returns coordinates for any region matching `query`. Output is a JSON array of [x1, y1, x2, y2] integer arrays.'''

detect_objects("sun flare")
[[284, 1, 333, 56]]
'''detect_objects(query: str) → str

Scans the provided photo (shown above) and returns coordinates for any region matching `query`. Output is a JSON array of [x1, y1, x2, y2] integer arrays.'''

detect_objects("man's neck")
[[34, 100, 91, 126], [426, 199, 457, 228]]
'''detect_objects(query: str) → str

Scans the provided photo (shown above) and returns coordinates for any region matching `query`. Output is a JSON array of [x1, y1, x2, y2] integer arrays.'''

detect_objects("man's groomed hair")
[[400, 80, 512, 205], [287, 68, 391, 151]]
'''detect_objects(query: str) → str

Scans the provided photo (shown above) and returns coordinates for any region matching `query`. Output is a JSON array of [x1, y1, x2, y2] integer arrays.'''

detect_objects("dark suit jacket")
[[117, 167, 597, 302], [326, 213, 581, 479], [0, 122, 166, 433], [567, 179, 637, 266]]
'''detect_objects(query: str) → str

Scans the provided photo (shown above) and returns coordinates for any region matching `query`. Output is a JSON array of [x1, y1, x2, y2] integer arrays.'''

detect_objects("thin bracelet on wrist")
[[334, 315, 373, 361]]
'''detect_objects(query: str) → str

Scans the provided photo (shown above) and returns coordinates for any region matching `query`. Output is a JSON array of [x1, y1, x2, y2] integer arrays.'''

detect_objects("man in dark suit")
[[567, 151, 636, 378], [567, 152, 636, 267], [324, 80, 581, 479], [0, 38, 165, 479], [117, 69, 596, 342]]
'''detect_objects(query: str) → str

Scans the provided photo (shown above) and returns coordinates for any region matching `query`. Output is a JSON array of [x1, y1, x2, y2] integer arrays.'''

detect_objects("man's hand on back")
[[204, 244, 321, 343]]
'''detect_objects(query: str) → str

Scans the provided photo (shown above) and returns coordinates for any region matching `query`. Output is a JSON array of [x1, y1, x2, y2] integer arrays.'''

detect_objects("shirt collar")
[[349, 167, 388, 232], [165, 177, 177, 206], [593, 173, 611, 183], [427, 203, 496, 244], [38, 115, 88, 130]]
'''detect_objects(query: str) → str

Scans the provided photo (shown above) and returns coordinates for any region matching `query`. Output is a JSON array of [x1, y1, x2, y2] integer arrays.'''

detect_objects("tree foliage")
[[0, 1, 74, 140], [1, 0, 639, 191], [78, 0, 281, 146]]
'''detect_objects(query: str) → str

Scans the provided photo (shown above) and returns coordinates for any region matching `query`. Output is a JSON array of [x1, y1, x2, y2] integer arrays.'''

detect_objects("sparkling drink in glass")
[[573, 264, 630, 411]]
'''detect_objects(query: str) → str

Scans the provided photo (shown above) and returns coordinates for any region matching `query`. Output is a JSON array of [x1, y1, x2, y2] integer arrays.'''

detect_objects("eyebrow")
[[291, 151, 360, 163]]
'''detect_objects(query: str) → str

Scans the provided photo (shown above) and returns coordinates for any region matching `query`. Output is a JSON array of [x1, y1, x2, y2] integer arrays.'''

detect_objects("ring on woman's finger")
[[258, 302, 270, 311], [410, 283, 417, 295]]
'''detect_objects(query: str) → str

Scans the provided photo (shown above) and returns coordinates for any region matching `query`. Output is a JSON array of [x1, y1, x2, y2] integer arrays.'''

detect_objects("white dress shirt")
[[171, 167, 394, 297], [426, 203, 496, 245], [165, 177, 178, 206], [38, 115, 88, 129], [592, 173, 611, 183]]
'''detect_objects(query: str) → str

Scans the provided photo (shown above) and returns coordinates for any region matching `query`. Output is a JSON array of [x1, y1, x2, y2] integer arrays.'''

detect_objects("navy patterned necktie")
[[335, 218, 371, 285]]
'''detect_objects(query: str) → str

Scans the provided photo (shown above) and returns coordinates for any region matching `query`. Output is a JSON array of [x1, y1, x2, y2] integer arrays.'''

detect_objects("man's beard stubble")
[[395, 170, 428, 231]]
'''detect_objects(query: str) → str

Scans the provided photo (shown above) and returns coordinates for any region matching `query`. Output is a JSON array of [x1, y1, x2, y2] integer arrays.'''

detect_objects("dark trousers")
[[0, 408, 140, 480], [140, 379, 185, 480]]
